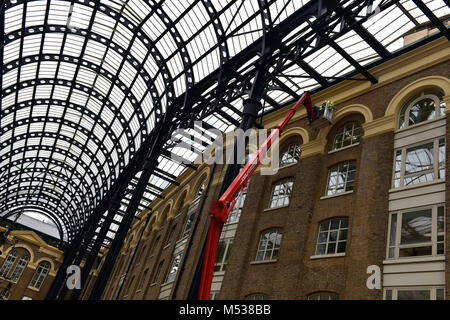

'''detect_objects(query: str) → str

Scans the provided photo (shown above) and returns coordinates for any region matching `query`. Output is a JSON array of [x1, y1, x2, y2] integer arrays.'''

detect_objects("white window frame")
[[398, 91, 445, 130], [0, 250, 17, 278], [255, 228, 282, 262], [268, 179, 293, 209], [214, 238, 233, 273], [384, 286, 445, 300], [307, 292, 339, 300], [315, 218, 349, 256], [226, 187, 247, 224], [325, 161, 356, 196], [28, 262, 51, 290], [165, 252, 182, 283], [386, 204, 445, 260], [392, 137, 445, 188], [279, 143, 301, 168], [9, 255, 29, 283], [331, 122, 361, 151]]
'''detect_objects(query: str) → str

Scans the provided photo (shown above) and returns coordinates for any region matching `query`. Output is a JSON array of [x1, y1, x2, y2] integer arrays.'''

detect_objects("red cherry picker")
[[197, 91, 317, 300]]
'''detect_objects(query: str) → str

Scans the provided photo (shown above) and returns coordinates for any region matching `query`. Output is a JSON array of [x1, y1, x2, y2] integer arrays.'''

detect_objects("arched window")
[[279, 143, 301, 168], [308, 292, 339, 300], [255, 228, 282, 262], [193, 178, 207, 202], [0, 250, 18, 278], [10, 254, 30, 282], [245, 293, 268, 300], [315, 218, 349, 256], [29, 261, 51, 289], [331, 122, 361, 151], [398, 90, 445, 129], [268, 178, 294, 209], [326, 161, 356, 196]]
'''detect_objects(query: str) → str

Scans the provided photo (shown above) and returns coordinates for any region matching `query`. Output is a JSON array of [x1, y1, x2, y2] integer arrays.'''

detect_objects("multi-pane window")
[[193, 179, 206, 202], [166, 252, 182, 283], [0, 250, 17, 278], [180, 205, 197, 239], [227, 187, 247, 223], [268, 179, 293, 208], [332, 122, 361, 151], [384, 287, 445, 300], [279, 143, 301, 168], [29, 262, 51, 289], [214, 238, 233, 272], [387, 205, 444, 259], [9, 255, 30, 282], [245, 293, 268, 300], [307, 292, 339, 300], [137, 269, 149, 291], [325, 161, 356, 196], [255, 229, 282, 262], [393, 137, 445, 188], [315, 218, 349, 256], [398, 90, 445, 129], [150, 236, 160, 255]]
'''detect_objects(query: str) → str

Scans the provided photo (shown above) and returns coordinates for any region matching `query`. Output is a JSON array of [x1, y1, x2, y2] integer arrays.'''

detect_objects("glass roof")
[[1, 0, 449, 244]]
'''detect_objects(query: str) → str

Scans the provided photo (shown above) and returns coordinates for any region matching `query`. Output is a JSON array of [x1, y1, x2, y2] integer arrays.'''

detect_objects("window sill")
[[310, 253, 346, 260], [328, 143, 359, 154], [394, 116, 446, 134], [161, 280, 175, 286], [320, 190, 353, 200], [276, 162, 298, 171], [250, 259, 278, 265], [26, 286, 40, 292], [383, 256, 445, 265], [263, 205, 289, 212], [135, 289, 142, 293], [163, 244, 171, 250], [388, 179, 445, 193]]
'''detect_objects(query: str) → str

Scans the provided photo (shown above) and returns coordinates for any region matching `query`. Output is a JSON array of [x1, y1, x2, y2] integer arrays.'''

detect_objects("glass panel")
[[388, 213, 397, 258], [385, 289, 392, 300], [393, 150, 402, 188], [337, 241, 346, 253], [399, 246, 432, 257], [408, 98, 435, 126], [436, 288, 445, 300], [404, 142, 433, 175], [400, 209, 432, 244], [316, 244, 326, 255], [438, 138, 445, 179], [397, 290, 430, 300]]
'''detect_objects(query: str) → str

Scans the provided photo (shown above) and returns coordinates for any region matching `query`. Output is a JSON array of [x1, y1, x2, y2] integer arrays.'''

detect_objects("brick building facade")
[[93, 37, 450, 300]]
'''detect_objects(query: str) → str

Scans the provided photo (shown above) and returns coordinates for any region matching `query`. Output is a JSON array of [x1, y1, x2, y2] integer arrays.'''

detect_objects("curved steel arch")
[[0, 184, 82, 229], [0, 166, 92, 215], [0, 156, 96, 209], [1, 205, 66, 241]]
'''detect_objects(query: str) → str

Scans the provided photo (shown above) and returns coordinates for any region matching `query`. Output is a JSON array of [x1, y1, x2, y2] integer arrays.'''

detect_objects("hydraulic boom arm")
[[197, 91, 314, 300]]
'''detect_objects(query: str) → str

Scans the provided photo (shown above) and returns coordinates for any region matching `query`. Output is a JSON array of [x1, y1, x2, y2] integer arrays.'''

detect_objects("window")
[[398, 90, 445, 129], [387, 205, 444, 259], [308, 292, 339, 300], [393, 137, 445, 188], [29, 262, 51, 290], [152, 260, 164, 284], [227, 187, 247, 223], [255, 229, 282, 262], [268, 179, 293, 208], [245, 293, 268, 300], [180, 209, 195, 239], [214, 238, 233, 272], [384, 287, 444, 300], [210, 291, 220, 300], [315, 218, 348, 256], [9, 254, 29, 283], [325, 161, 356, 196], [193, 178, 206, 202], [279, 143, 300, 168], [0, 250, 17, 278], [166, 252, 182, 283], [332, 122, 361, 151]]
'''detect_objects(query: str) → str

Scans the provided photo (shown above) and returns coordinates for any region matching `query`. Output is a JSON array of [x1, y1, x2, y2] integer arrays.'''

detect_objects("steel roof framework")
[[0, 0, 449, 299]]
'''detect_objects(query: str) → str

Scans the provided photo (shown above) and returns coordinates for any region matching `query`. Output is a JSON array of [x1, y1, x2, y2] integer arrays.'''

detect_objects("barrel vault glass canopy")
[[1, 0, 449, 244]]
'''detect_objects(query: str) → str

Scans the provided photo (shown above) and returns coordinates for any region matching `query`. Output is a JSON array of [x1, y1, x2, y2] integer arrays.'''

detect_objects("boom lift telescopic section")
[[197, 91, 316, 300]]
